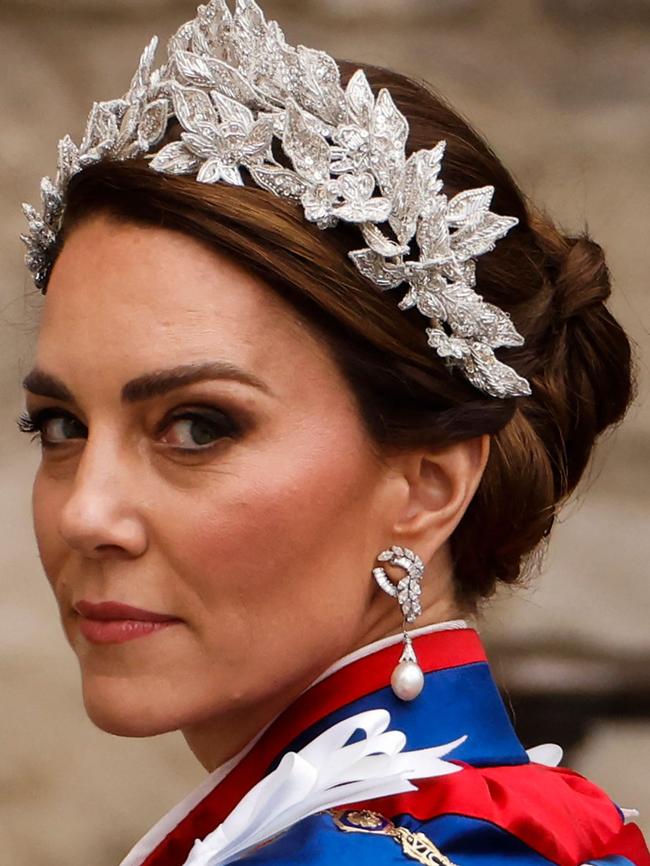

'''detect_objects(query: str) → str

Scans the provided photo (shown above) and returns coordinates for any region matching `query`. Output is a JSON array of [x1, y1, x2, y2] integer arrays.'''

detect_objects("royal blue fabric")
[[274, 661, 529, 770], [587, 858, 638, 866]]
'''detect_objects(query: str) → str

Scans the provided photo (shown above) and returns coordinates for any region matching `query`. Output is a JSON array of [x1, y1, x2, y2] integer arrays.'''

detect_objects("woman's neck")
[[182, 613, 467, 773]]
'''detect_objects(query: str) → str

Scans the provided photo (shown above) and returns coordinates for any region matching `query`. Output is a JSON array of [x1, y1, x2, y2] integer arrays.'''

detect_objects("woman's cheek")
[[32, 472, 64, 589]]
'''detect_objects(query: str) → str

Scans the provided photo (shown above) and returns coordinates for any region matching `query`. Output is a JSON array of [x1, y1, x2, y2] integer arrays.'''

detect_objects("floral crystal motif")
[[21, 0, 531, 399]]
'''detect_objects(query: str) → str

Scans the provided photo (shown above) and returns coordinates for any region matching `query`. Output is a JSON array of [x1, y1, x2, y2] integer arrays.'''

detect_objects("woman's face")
[[25, 214, 410, 759]]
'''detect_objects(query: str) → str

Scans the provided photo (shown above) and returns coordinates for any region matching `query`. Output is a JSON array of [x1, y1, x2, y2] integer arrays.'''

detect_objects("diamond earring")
[[372, 546, 425, 701]]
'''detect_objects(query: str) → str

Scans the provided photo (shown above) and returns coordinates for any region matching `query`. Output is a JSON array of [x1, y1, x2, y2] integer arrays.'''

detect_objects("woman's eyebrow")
[[22, 361, 272, 403]]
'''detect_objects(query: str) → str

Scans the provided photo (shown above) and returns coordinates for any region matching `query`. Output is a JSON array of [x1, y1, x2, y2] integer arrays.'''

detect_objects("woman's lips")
[[74, 600, 182, 645]]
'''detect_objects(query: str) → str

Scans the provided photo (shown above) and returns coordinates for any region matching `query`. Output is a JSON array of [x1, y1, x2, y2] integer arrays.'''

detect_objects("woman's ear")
[[385, 434, 490, 564]]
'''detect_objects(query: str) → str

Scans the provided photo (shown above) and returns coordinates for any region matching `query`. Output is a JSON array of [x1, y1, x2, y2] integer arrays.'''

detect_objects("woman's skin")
[[23, 214, 489, 772]]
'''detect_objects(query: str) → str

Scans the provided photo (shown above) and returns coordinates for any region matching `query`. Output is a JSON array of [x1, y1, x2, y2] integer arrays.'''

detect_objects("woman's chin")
[[80, 681, 186, 738]]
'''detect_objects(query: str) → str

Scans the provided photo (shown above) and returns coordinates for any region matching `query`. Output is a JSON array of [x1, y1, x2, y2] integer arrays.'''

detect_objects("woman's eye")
[[160, 410, 238, 451], [17, 410, 86, 447]]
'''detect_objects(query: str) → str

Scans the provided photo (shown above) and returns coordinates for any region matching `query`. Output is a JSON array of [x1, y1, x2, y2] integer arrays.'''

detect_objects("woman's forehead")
[[34, 216, 345, 402], [43, 219, 289, 348]]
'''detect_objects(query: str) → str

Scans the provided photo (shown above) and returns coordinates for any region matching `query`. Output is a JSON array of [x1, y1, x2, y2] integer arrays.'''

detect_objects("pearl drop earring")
[[372, 546, 425, 701]]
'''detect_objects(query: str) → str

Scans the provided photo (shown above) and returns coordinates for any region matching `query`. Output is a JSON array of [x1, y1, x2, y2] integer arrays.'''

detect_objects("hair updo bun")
[[56, 61, 637, 611], [531, 226, 636, 493]]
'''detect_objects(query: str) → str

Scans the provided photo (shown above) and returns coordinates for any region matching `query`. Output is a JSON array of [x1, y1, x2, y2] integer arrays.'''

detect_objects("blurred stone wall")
[[0, 2, 648, 864]]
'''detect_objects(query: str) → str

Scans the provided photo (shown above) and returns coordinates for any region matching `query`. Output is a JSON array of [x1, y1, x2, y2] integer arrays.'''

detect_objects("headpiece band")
[[21, 0, 531, 399]]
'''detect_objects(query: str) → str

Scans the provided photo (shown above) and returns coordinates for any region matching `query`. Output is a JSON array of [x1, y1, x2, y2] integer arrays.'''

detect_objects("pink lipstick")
[[74, 600, 181, 645]]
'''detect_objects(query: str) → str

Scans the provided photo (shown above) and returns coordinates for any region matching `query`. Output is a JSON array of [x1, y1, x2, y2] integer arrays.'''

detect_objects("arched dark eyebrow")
[[22, 362, 271, 403]]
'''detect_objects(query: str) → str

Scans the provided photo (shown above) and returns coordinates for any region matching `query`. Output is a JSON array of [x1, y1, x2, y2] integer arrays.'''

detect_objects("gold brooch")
[[329, 809, 457, 866]]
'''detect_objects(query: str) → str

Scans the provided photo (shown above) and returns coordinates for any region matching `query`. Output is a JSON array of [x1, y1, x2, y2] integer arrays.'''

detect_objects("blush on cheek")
[[172, 439, 377, 650]]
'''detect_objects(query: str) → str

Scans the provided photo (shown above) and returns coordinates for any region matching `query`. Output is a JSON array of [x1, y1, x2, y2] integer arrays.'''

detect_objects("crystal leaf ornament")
[[21, 0, 531, 399]]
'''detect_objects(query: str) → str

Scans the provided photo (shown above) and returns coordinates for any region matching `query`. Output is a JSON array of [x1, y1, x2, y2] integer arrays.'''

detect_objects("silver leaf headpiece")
[[21, 0, 531, 399]]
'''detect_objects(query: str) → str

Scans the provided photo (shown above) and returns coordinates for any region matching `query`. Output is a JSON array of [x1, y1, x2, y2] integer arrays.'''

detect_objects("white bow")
[[183, 708, 466, 866]]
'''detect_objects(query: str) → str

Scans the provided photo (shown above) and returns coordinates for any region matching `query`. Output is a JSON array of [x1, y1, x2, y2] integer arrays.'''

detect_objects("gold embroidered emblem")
[[329, 809, 457, 866]]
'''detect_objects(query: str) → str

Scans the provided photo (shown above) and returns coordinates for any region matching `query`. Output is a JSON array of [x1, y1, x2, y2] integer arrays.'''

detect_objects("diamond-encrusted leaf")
[[172, 85, 218, 134], [389, 152, 423, 246], [211, 91, 254, 132], [283, 101, 330, 184], [240, 114, 275, 162], [55, 134, 81, 188], [129, 36, 159, 100], [228, 0, 268, 79], [167, 20, 194, 55], [248, 165, 307, 199], [461, 342, 532, 399], [22, 203, 43, 231], [115, 103, 141, 154], [138, 98, 169, 149], [173, 48, 215, 86], [349, 248, 406, 290], [80, 102, 114, 153], [345, 70, 375, 126], [451, 212, 518, 260], [248, 16, 282, 88], [446, 185, 494, 228], [399, 284, 445, 320], [370, 89, 408, 196], [174, 50, 263, 109], [443, 285, 492, 340], [481, 302, 526, 348], [40, 177, 63, 220], [416, 141, 446, 206], [182, 131, 219, 159], [371, 89, 408, 149], [196, 157, 226, 184], [361, 223, 410, 258], [149, 141, 201, 174], [296, 45, 346, 126]]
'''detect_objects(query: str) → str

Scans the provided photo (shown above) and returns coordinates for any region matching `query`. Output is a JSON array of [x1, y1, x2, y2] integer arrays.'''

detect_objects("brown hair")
[[54, 62, 636, 611]]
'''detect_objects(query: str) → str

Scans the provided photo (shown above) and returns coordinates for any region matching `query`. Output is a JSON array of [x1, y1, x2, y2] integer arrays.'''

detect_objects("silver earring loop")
[[373, 546, 425, 701]]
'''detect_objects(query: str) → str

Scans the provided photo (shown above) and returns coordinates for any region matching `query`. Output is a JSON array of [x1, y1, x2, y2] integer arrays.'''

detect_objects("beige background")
[[1, 1, 648, 864]]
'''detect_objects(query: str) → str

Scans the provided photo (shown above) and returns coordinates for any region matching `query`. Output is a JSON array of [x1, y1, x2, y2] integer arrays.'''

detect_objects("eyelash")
[[16, 406, 242, 452]]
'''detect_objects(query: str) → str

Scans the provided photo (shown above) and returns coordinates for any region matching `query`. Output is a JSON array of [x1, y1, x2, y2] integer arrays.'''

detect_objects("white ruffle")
[[526, 743, 563, 767], [182, 708, 466, 866]]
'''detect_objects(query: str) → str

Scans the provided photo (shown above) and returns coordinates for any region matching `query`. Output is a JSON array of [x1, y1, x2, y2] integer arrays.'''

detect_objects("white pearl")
[[390, 660, 424, 701]]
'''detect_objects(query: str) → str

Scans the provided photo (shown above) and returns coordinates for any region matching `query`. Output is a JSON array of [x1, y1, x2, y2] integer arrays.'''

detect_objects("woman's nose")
[[58, 439, 148, 559]]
